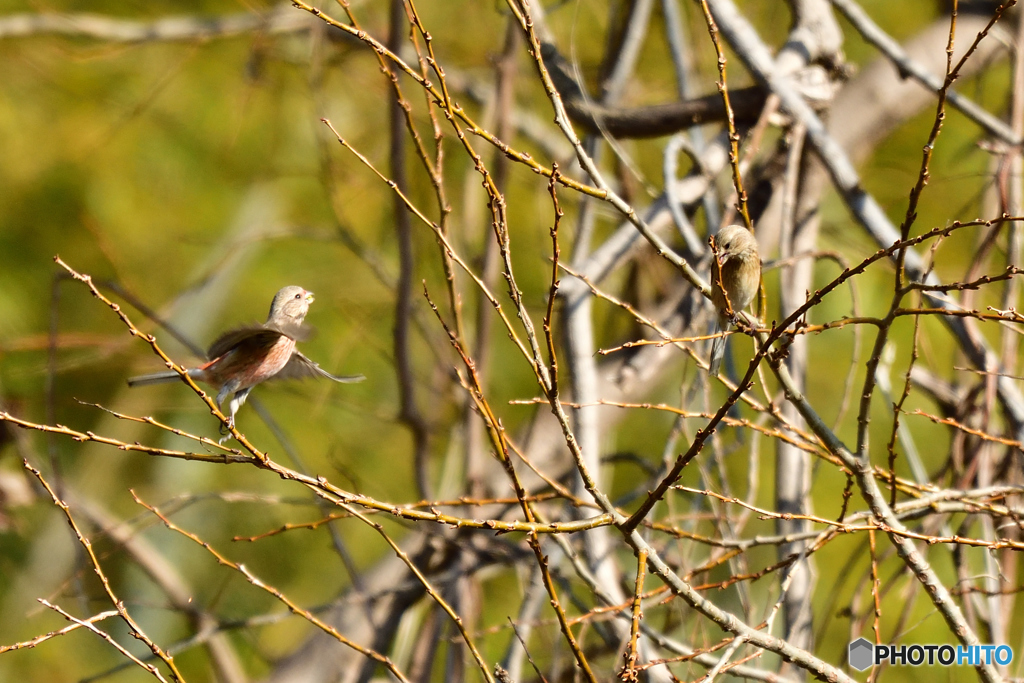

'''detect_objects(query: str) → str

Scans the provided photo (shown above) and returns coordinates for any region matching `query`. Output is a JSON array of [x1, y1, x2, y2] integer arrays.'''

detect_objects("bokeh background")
[[0, 1, 1020, 681]]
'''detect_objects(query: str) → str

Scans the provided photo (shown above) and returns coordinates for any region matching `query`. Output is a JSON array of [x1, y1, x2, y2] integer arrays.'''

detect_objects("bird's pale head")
[[268, 286, 314, 325], [714, 224, 759, 264]]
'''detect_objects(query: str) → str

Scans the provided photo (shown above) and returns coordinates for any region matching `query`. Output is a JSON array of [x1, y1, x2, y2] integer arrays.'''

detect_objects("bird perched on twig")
[[127, 286, 364, 442], [708, 225, 761, 376]]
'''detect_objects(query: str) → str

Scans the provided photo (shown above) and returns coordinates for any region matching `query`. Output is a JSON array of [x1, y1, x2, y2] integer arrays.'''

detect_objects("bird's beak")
[[305, 291, 315, 304]]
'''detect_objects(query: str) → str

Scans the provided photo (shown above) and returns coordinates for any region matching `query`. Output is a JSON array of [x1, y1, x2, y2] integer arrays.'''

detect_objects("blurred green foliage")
[[0, 1, 1016, 681]]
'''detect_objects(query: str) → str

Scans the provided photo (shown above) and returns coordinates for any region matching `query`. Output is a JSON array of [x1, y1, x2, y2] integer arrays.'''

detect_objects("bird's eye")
[[294, 293, 302, 299]]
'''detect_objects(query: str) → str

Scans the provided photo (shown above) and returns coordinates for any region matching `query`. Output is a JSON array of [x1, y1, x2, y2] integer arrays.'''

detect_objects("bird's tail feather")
[[708, 320, 727, 376], [126, 369, 199, 387]]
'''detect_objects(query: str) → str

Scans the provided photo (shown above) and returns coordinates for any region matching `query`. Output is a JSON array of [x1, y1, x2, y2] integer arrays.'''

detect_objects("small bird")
[[127, 286, 364, 442], [708, 225, 761, 376]]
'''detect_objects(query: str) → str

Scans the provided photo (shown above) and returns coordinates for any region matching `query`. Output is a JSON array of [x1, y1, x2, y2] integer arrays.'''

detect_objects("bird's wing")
[[263, 319, 315, 342], [274, 350, 365, 383], [206, 326, 282, 361], [205, 320, 315, 361]]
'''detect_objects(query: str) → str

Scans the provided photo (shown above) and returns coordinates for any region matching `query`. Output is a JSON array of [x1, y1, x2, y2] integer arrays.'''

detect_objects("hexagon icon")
[[849, 638, 874, 672]]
